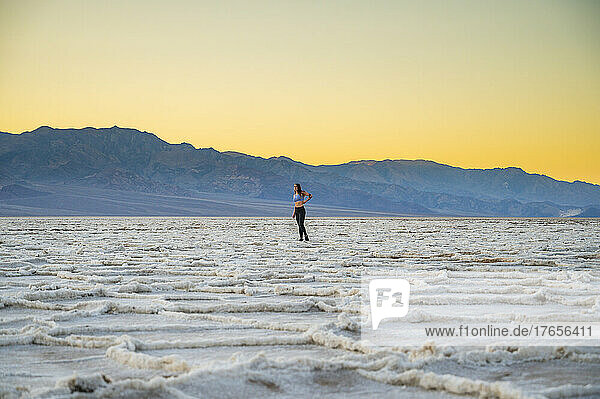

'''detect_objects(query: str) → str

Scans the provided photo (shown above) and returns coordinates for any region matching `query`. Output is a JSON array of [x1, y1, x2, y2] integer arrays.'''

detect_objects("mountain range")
[[1, 126, 599, 217]]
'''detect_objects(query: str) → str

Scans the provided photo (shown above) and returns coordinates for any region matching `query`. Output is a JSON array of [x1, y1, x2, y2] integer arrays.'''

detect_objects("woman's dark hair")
[[294, 183, 302, 194]]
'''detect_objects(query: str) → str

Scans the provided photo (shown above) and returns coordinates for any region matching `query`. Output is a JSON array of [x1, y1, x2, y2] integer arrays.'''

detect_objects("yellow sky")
[[1, 0, 599, 183]]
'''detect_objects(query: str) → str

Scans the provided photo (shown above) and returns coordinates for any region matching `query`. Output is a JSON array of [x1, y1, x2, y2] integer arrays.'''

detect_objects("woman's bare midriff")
[[294, 201, 304, 208]]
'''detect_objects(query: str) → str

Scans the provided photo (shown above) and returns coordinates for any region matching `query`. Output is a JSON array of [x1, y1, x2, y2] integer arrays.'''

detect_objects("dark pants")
[[294, 206, 307, 238]]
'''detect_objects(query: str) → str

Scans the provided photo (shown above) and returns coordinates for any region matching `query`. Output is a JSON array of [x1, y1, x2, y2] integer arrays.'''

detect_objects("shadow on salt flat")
[[0, 345, 164, 396], [173, 367, 467, 399]]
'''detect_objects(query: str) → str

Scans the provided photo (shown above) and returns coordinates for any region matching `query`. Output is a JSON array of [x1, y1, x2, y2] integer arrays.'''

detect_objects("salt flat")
[[1, 217, 599, 398]]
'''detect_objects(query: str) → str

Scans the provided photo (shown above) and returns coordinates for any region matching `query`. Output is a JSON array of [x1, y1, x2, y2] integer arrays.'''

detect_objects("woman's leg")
[[295, 208, 304, 239], [298, 207, 307, 239], [300, 208, 308, 240]]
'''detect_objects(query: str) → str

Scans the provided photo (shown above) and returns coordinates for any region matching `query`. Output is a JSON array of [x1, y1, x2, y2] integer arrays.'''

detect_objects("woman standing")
[[292, 183, 312, 241]]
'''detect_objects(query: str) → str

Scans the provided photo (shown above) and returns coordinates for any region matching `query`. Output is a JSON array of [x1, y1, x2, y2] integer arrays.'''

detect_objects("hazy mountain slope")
[[0, 183, 405, 217], [0, 184, 49, 200]]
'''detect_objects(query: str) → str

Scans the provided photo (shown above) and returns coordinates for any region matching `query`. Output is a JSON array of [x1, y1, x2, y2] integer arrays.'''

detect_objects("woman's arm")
[[302, 191, 312, 204], [292, 206, 296, 218]]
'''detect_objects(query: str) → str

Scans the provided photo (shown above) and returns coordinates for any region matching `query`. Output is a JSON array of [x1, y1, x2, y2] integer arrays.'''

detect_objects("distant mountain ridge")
[[0, 126, 598, 217], [318, 159, 600, 206]]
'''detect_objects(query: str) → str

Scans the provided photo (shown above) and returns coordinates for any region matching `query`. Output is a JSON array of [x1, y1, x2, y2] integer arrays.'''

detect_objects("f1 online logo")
[[369, 279, 410, 330]]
